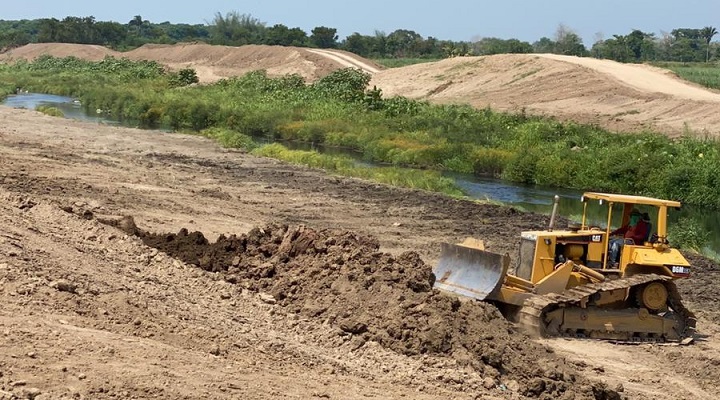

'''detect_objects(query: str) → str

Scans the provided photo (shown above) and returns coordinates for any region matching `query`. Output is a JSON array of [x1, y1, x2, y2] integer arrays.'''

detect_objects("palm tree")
[[700, 26, 717, 62]]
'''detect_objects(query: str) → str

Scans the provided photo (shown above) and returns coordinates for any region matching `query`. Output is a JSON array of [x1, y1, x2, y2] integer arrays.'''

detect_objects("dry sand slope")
[[1, 107, 720, 399], [0, 43, 382, 83], [370, 54, 720, 137]]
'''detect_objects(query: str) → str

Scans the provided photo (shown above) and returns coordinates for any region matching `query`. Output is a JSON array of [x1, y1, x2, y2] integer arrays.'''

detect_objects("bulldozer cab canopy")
[[582, 192, 681, 208], [581, 192, 680, 239]]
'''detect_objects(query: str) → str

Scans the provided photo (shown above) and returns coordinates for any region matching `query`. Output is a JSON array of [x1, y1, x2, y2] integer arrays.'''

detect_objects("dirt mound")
[[0, 42, 381, 83], [1, 106, 718, 399], [679, 254, 720, 323], [0, 42, 120, 61], [123, 43, 381, 82], [109, 217, 618, 399], [370, 54, 720, 137]]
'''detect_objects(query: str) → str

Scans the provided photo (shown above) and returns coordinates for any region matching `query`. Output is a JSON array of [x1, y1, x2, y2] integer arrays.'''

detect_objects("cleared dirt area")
[[3, 43, 720, 136], [1, 107, 719, 399], [2, 42, 720, 398]]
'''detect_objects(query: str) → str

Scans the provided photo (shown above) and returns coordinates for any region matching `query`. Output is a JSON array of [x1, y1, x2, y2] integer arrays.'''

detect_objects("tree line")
[[0, 12, 717, 63]]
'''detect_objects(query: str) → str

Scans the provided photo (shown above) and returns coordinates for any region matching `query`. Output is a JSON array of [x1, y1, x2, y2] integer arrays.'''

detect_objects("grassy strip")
[[252, 143, 464, 196], [652, 61, 720, 90], [35, 105, 65, 117], [373, 58, 442, 68]]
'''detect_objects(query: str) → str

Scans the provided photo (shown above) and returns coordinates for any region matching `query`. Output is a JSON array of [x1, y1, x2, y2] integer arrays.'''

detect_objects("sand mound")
[[124, 43, 382, 82], [0, 42, 382, 83], [109, 218, 618, 399], [370, 54, 720, 137], [0, 42, 120, 61]]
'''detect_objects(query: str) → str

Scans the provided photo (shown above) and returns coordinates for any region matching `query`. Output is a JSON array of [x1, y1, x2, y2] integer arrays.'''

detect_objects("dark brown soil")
[[679, 254, 720, 323], [109, 217, 619, 400], [2, 107, 717, 399]]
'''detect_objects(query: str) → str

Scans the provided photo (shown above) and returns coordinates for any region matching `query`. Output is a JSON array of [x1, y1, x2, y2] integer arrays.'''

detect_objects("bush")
[[201, 128, 257, 150], [35, 105, 64, 117], [312, 67, 371, 102], [534, 153, 577, 187], [669, 217, 710, 251], [502, 148, 540, 184], [277, 119, 350, 143], [168, 68, 200, 87], [470, 147, 512, 176]]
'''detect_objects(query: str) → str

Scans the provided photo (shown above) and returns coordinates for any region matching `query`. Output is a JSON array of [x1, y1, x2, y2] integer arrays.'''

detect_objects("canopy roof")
[[582, 192, 681, 208]]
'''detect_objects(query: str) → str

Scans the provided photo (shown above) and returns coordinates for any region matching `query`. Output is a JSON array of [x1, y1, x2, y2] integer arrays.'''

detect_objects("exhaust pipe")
[[548, 195, 560, 231]]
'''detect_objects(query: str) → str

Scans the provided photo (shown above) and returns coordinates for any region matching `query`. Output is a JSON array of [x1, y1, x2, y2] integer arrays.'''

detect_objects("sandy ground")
[[3, 43, 719, 136], [0, 43, 382, 83], [370, 54, 720, 137], [1, 107, 719, 399]]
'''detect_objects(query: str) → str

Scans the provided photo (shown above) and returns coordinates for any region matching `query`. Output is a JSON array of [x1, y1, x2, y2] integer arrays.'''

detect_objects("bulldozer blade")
[[433, 242, 510, 301]]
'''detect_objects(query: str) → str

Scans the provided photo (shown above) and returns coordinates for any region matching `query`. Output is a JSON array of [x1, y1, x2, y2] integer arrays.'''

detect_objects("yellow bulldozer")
[[434, 192, 696, 342]]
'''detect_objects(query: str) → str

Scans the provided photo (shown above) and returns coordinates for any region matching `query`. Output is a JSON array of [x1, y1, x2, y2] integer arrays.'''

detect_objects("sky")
[[4, 0, 720, 46]]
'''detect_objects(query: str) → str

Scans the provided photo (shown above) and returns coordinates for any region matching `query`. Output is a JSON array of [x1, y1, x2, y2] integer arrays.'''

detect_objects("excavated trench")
[[101, 215, 620, 400]]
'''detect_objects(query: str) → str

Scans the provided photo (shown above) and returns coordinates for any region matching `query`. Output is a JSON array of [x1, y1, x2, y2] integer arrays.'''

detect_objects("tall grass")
[[373, 58, 441, 68], [652, 61, 720, 90], [252, 143, 464, 196], [35, 105, 64, 117]]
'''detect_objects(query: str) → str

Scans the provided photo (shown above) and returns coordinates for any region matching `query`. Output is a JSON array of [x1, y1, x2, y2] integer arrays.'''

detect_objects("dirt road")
[[1, 107, 719, 399], [304, 49, 381, 74]]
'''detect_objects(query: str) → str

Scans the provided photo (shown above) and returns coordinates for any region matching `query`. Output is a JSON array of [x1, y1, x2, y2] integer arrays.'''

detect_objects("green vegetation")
[[253, 144, 463, 195], [669, 217, 711, 252], [591, 27, 719, 63], [652, 62, 720, 90], [35, 105, 64, 117], [373, 58, 441, 68], [2, 56, 720, 214], [200, 127, 258, 150]]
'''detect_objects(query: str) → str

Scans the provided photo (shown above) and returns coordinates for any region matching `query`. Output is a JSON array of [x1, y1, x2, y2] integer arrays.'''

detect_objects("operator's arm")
[[611, 225, 628, 236]]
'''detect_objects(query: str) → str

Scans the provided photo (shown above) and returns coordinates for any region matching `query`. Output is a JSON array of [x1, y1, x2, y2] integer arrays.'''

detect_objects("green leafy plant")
[[35, 105, 65, 117], [669, 217, 710, 251], [168, 68, 200, 87]]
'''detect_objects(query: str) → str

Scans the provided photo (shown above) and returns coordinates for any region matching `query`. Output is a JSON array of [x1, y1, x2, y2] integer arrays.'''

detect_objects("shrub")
[[502, 148, 540, 184], [470, 147, 513, 176], [168, 68, 200, 87], [669, 217, 710, 251], [312, 67, 371, 102], [35, 105, 64, 117], [201, 128, 257, 150], [534, 153, 578, 187]]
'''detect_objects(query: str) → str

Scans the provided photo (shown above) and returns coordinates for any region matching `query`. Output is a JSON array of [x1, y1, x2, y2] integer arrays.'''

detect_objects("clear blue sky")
[[4, 0, 720, 45]]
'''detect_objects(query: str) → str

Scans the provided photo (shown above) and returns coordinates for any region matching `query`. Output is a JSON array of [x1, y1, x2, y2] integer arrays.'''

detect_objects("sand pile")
[[0, 42, 119, 61]]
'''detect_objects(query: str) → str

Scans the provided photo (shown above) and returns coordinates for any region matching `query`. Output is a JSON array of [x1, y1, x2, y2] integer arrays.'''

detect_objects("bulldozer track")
[[517, 274, 696, 342]]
